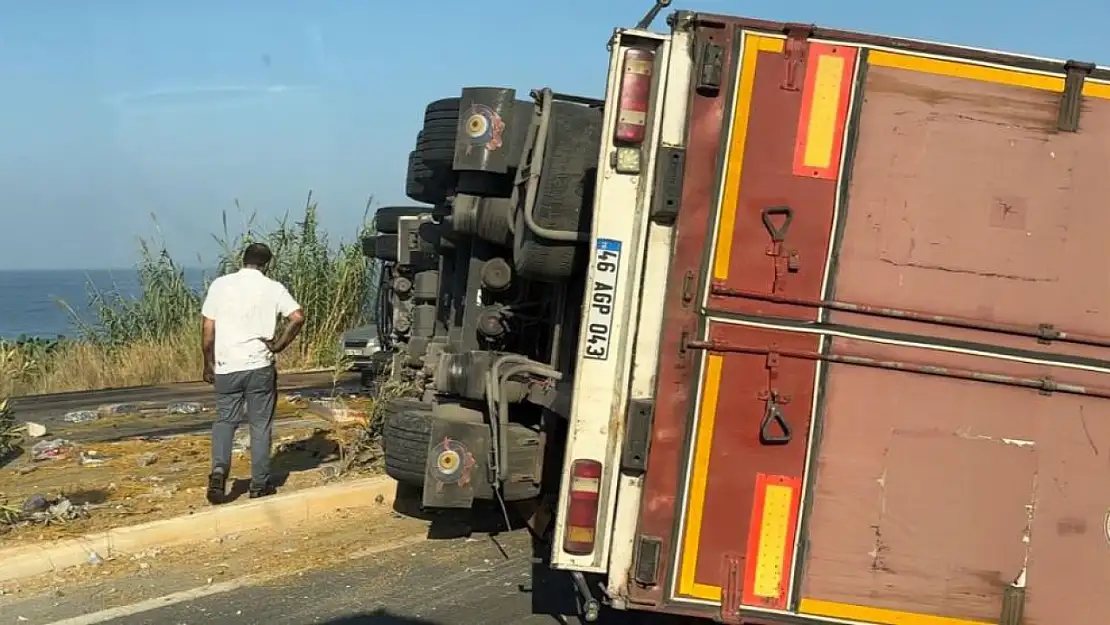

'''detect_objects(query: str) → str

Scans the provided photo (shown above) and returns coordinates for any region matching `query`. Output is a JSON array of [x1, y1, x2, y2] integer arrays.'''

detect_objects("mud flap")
[[720, 552, 744, 624], [421, 418, 489, 509]]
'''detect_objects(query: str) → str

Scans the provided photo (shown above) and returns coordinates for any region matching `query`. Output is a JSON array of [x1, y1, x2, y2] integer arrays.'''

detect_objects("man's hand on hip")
[[263, 338, 287, 354]]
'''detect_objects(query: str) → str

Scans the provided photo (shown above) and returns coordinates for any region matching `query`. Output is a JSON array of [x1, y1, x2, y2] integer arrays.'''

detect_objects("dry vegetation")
[[0, 400, 17, 460], [0, 196, 379, 397]]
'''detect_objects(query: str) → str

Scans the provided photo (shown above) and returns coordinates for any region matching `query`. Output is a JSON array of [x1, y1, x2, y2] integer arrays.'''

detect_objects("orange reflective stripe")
[[793, 44, 858, 180], [741, 473, 802, 609]]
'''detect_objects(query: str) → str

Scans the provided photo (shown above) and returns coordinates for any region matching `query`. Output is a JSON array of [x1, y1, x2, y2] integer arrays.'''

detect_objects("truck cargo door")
[[628, 15, 1110, 625], [626, 26, 858, 617]]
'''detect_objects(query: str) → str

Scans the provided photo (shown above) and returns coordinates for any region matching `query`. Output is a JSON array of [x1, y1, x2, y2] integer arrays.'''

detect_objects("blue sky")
[[0, 0, 1103, 269]]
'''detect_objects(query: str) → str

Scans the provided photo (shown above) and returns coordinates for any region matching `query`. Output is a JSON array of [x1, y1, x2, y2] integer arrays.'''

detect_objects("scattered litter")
[[97, 402, 151, 416], [25, 422, 47, 438], [87, 551, 104, 566], [166, 402, 204, 415], [285, 390, 332, 402], [130, 548, 162, 561], [22, 494, 49, 513], [30, 438, 72, 461], [63, 410, 99, 424], [79, 450, 109, 467], [147, 484, 177, 499], [135, 452, 159, 467], [4, 495, 92, 528], [16, 465, 36, 475]]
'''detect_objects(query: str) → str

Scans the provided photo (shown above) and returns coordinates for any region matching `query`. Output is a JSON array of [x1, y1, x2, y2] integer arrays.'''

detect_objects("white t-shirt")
[[201, 268, 302, 375]]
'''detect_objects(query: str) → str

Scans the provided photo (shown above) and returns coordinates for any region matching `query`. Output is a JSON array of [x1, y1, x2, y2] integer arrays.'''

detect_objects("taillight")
[[614, 48, 655, 145], [563, 459, 603, 555]]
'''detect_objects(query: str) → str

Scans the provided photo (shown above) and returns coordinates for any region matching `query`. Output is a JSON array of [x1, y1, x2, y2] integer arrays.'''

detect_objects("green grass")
[[0, 398, 18, 459], [1, 193, 381, 396]]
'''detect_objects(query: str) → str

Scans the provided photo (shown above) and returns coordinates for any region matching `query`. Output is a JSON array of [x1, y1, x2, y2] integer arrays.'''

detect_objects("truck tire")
[[406, 150, 455, 205], [420, 118, 458, 139], [424, 97, 460, 124], [382, 404, 544, 501], [415, 135, 456, 166], [405, 152, 432, 203], [374, 234, 398, 262], [417, 102, 461, 167], [372, 206, 429, 234], [514, 101, 603, 280], [382, 400, 436, 487]]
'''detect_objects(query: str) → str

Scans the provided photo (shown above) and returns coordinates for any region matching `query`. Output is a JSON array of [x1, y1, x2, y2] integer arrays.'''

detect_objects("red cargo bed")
[[626, 13, 1110, 625]]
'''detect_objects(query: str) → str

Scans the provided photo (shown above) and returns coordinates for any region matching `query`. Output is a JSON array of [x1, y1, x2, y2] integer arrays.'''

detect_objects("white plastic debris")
[[63, 410, 99, 423]]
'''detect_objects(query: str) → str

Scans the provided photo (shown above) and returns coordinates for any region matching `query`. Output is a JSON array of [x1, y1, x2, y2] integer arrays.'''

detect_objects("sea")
[[0, 269, 210, 340]]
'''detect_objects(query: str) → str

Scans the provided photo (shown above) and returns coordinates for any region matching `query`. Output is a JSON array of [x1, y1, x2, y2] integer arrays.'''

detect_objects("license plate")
[[583, 238, 622, 361], [344, 349, 362, 356]]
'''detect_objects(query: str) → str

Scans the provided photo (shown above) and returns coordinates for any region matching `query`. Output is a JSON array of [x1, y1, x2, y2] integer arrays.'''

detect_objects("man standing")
[[200, 243, 305, 504]]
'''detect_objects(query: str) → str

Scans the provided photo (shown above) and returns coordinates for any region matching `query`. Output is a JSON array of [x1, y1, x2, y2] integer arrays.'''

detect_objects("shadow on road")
[[222, 430, 341, 503], [0, 446, 23, 469], [317, 609, 442, 624], [67, 488, 111, 505], [271, 430, 340, 477], [391, 483, 538, 539]]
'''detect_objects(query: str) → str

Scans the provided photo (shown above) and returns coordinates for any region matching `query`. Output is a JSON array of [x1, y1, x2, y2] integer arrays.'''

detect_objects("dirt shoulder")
[[0, 484, 432, 622], [0, 397, 380, 544]]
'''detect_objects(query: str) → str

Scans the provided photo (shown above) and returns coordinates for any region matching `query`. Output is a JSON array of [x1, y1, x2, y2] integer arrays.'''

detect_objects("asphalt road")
[[83, 530, 590, 625], [9, 371, 357, 442]]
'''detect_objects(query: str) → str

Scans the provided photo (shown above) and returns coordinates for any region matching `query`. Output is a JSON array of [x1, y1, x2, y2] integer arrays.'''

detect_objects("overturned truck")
[[365, 4, 1110, 624]]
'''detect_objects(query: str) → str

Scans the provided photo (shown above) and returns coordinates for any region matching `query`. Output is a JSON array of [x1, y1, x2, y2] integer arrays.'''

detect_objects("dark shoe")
[[206, 471, 227, 505], [249, 482, 276, 499]]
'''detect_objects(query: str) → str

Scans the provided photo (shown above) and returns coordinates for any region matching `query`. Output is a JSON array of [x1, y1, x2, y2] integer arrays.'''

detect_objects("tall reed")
[[1, 194, 380, 396]]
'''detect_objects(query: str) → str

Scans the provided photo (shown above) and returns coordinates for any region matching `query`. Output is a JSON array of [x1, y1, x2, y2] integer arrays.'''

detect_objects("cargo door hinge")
[[681, 270, 696, 305], [1036, 322, 1059, 344], [650, 146, 686, 224], [719, 552, 744, 624], [633, 534, 664, 587], [621, 399, 654, 475], [696, 40, 725, 97], [1057, 60, 1094, 132], [782, 24, 814, 91], [1000, 584, 1026, 625]]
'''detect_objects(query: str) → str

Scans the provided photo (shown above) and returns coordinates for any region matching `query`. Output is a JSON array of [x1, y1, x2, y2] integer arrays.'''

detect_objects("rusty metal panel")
[[628, 10, 1110, 624], [833, 63, 1110, 340], [798, 63, 1110, 625], [709, 41, 839, 321], [627, 22, 738, 611], [800, 334, 1110, 625], [673, 323, 815, 602]]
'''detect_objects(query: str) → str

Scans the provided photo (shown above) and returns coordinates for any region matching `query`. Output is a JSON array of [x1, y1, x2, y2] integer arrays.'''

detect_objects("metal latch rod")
[[708, 284, 1105, 349], [684, 340, 1107, 399]]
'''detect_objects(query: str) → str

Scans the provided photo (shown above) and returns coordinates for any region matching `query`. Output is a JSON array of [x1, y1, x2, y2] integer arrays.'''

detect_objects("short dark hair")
[[242, 242, 273, 268]]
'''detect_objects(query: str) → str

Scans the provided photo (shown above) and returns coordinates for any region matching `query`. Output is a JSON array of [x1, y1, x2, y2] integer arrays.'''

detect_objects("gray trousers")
[[211, 364, 277, 485]]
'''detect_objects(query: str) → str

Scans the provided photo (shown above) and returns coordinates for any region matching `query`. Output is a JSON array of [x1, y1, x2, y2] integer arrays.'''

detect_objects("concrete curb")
[[0, 475, 399, 584]]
